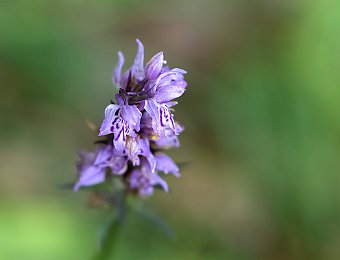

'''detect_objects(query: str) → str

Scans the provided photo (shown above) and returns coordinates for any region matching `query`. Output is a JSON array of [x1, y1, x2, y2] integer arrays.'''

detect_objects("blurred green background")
[[1, 0, 340, 259]]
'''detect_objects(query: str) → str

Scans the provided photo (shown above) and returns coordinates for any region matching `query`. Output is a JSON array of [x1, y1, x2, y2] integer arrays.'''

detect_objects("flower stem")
[[93, 216, 122, 260], [93, 192, 127, 260]]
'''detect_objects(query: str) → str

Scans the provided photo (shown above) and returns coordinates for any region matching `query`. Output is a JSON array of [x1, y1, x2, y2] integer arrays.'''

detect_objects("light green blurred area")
[[1, 0, 340, 259]]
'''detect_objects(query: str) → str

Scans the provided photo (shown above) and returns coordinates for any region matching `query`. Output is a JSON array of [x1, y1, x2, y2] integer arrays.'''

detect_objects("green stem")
[[93, 217, 122, 260], [93, 192, 127, 260]]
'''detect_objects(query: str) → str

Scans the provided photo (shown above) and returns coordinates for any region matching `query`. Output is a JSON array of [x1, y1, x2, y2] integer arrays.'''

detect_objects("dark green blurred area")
[[1, 0, 340, 259]]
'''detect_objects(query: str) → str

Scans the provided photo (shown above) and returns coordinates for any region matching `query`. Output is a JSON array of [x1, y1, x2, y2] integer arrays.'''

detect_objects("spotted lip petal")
[[145, 99, 177, 137], [112, 117, 129, 152], [120, 104, 142, 132], [98, 104, 120, 136], [99, 103, 142, 152]]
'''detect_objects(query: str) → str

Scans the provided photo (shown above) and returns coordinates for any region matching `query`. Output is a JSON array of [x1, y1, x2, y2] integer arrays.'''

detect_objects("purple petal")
[[120, 104, 142, 131], [99, 104, 120, 136], [115, 93, 124, 106], [145, 52, 164, 80], [171, 68, 187, 74], [155, 152, 180, 177], [74, 166, 106, 191], [166, 101, 178, 108], [129, 168, 143, 189], [144, 99, 160, 134], [143, 79, 157, 93], [139, 138, 156, 172], [125, 136, 140, 166], [132, 39, 145, 81], [128, 159, 169, 196], [112, 120, 127, 152], [93, 145, 112, 166], [144, 99, 176, 137], [150, 173, 169, 192], [120, 69, 130, 91], [141, 158, 169, 192], [154, 69, 186, 88], [112, 51, 124, 88], [76, 150, 96, 170], [155, 135, 180, 148], [152, 68, 187, 103], [108, 154, 127, 175], [154, 84, 186, 103]]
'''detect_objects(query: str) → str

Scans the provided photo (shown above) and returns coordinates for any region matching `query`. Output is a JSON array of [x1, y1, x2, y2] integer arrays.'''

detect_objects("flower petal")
[[112, 51, 125, 88], [132, 39, 145, 81], [125, 136, 140, 166], [112, 120, 128, 152], [154, 84, 186, 103], [141, 159, 169, 193], [155, 135, 180, 148], [144, 99, 176, 137], [144, 99, 160, 134], [145, 52, 164, 80], [150, 173, 169, 192], [155, 152, 180, 177], [120, 104, 142, 132], [128, 158, 169, 196], [93, 145, 112, 166], [139, 138, 156, 172], [74, 166, 106, 191], [98, 104, 120, 136], [108, 154, 128, 175]]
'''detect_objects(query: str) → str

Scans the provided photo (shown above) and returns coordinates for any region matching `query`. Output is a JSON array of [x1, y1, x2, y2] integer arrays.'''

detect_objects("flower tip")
[[118, 51, 124, 59], [136, 38, 144, 49], [153, 51, 164, 60], [73, 183, 80, 192]]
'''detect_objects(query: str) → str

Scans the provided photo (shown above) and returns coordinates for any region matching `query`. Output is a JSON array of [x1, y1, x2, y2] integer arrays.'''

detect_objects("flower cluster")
[[74, 39, 187, 197]]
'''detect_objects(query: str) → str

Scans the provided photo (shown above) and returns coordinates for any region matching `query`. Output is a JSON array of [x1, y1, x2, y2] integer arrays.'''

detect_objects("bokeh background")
[[1, 0, 340, 259]]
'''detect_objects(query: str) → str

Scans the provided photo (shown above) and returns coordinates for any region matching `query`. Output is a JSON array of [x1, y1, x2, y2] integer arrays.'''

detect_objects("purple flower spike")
[[74, 39, 187, 196]]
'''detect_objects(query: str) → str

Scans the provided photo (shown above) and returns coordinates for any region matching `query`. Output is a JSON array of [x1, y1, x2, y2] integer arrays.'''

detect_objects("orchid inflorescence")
[[74, 39, 187, 197]]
